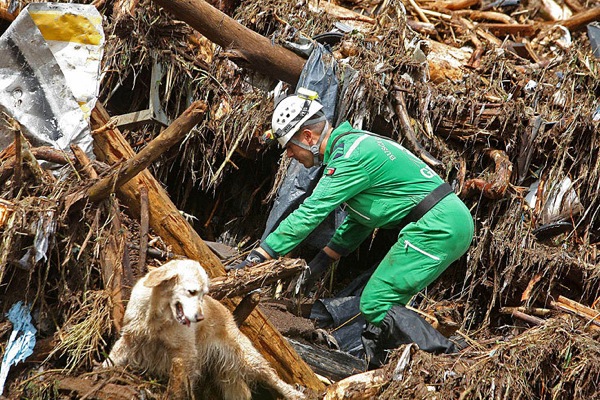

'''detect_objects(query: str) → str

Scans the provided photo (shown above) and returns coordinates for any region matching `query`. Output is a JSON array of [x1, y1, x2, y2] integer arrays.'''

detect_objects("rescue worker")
[[231, 89, 474, 367]]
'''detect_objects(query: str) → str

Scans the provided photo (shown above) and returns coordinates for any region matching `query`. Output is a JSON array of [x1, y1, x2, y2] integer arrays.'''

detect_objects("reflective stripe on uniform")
[[344, 134, 369, 158]]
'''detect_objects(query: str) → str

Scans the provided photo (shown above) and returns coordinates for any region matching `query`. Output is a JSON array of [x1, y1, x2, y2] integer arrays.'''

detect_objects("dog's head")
[[143, 259, 210, 327]]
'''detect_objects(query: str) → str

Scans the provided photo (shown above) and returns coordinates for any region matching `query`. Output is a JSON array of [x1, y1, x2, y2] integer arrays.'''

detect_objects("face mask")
[[289, 120, 329, 167]]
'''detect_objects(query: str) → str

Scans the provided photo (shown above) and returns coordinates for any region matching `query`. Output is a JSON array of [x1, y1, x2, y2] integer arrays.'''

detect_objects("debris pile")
[[1, 0, 600, 398]]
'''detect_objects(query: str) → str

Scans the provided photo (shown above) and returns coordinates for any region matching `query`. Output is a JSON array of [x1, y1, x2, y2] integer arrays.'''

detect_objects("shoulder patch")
[[325, 167, 336, 176]]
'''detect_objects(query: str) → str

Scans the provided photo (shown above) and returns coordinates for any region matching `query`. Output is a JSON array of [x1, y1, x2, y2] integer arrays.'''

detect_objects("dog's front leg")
[[103, 336, 131, 368], [165, 356, 194, 400]]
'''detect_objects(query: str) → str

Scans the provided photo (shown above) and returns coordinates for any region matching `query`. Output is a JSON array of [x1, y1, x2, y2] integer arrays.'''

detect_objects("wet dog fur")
[[104, 259, 304, 400]]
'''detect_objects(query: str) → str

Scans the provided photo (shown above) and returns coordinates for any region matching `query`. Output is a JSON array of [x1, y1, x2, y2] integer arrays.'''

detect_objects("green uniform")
[[263, 121, 473, 325]]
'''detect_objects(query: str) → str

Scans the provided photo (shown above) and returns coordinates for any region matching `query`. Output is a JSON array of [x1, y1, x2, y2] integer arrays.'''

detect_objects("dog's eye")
[[188, 290, 198, 296]]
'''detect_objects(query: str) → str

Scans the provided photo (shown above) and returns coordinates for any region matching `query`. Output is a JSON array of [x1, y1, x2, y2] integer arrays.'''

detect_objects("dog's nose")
[[195, 313, 204, 322]]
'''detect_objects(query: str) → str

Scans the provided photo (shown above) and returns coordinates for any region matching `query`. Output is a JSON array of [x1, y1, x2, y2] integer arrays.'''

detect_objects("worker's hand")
[[295, 249, 336, 296], [227, 249, 267, 271]]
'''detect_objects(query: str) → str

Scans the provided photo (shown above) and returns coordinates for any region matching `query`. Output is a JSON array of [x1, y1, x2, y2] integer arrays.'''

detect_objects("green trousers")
[[360, 194, 474, 325]]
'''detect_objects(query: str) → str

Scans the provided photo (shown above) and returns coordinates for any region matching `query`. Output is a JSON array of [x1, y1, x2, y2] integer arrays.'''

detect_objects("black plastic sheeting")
[[261, 43, 346, 249], [310, 266, 375, 358], [587, 22, 600, 59]]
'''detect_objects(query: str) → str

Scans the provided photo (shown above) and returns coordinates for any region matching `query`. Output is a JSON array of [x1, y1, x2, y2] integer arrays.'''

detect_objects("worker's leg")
[[360, 195, 473, 366]]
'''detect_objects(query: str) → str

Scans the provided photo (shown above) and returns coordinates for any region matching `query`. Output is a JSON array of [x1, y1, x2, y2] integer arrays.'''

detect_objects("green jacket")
[[262, 121, 445, 258]]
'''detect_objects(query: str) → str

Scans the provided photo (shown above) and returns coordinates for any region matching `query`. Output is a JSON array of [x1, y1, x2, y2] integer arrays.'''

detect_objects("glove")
[[227, 249, 267, 271], [295, 250, 336, 295]]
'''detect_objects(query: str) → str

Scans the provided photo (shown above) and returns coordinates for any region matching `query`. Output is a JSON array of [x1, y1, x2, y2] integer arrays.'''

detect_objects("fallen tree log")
[[210, 258, 305, 300], [287, 338, 367, 382], [151, 0, 306, 86], [90, 103, 325, 393]]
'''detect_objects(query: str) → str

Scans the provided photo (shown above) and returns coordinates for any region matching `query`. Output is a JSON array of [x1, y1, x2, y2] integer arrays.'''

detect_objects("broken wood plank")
[[556, 295, 600, 323], [12, 128, 22, 196], [152, 0, 306, 86], [479, 23, 539, 37], [70, 145, 98, 180], [90, 103, 325, 393], [552, 304, 600, 329], [99, 199, 127, 331], [113, 0, 138, 18], [233, 291, 261, 326], [426, 40, 472, 83]]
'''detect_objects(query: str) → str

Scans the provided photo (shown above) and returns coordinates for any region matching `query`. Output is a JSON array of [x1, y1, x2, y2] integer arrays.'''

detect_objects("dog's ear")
[[144, 266, 178, 287]]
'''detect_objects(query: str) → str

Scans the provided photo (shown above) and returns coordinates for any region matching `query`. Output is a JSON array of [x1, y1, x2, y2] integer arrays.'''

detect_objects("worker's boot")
[[361, 304, 458, 369]]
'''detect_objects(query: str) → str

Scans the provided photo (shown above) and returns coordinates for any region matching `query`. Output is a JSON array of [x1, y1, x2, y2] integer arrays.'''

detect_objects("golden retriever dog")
[[103, 259, 305, 400]]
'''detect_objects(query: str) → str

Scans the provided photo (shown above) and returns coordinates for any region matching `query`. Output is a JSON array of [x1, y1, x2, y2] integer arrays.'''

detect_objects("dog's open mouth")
[[175, 302, 190, 327]]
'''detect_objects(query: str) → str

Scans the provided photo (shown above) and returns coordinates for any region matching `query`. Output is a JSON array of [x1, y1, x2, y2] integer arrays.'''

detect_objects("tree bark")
[[90, 103, 325, 393], [210, 258, 305, 300], [287, 338, 367, 382], [557, 6, 600, 31], [152, 0, 306, 86]]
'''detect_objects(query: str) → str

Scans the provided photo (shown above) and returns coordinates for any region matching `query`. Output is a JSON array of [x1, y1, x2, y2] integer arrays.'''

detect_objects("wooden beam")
[[152, 0, 306, 86], [90, 103, 325, 393]]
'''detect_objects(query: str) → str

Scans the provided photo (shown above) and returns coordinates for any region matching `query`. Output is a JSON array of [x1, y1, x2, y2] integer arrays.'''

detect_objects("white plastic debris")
[[524, 80, 538, 91], [0, 2, 105, 157], [18, 209, 57, 270], [525, 176, 583, 225], [0, 302, 37, 396]]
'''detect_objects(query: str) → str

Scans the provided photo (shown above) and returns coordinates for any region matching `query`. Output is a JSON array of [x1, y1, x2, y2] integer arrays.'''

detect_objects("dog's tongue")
[[184, 318, 190, 327]]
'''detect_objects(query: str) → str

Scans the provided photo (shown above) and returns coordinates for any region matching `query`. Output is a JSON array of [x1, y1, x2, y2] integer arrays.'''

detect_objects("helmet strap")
[[288, 120, 329, 166], [311, 120, 329, 166]]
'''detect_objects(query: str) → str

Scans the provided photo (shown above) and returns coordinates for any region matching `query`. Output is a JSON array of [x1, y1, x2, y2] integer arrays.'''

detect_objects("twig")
[[407, 0, 430, 24], [12, 125, 22, 197], [210, 128, 245, 186], [391, 90, 442, 167], [71, 144, 98, 180], [511, 310, 544, 326]]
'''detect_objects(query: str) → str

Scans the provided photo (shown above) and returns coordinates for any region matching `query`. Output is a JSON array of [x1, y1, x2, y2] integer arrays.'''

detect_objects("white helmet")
[[272, 88, 324, 148]]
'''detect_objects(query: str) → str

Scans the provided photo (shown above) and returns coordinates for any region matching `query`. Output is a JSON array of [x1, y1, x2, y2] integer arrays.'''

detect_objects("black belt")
[[397, 182, 454, 230]]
